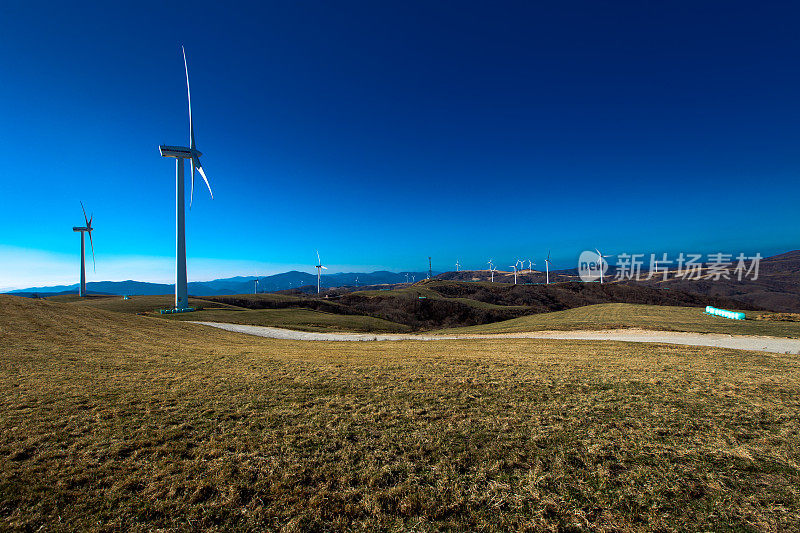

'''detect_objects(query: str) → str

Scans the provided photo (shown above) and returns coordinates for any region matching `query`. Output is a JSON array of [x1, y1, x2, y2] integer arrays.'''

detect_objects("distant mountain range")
[[8, 251, 799, 312], [7, 270, 433, 298]]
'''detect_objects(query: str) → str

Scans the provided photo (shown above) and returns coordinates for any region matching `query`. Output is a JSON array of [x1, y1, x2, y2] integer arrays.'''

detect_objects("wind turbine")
[[545, 251, 552, 284], [455, 260, 461, 272], [72, 202, 95, 297], [509, 264, 518, 284], [527, 259, 535, 273], [405, 273, 410, 284], [159, 47, 214, 310], [595, 248, 613, 284], [488, 259, 495, 282], [253, 278, 259, 294], [315, 250, 327, 293]]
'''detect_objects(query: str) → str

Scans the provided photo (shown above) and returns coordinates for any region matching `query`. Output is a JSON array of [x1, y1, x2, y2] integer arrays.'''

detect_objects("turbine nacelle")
[[159, 145, 202, 159]]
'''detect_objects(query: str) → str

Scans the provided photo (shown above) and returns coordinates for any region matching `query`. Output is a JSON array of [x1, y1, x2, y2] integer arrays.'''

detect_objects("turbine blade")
[[316, 250, 321, 264], [194, 160, 213, 199], [321, 266, 328, 270], [88, 230, 96, 273], [80, 201, 89, 227], [183, 46, 195, 150]]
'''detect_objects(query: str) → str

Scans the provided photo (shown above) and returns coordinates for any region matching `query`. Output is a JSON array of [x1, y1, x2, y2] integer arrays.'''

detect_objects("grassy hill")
[[2, 294, 799, 530], [53, 280, 765, 334], [168, 307, 412, 333], [48, 294, 408, 333], [442, 303, 800, 338]]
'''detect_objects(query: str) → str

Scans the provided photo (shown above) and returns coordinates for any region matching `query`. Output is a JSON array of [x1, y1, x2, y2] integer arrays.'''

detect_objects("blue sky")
[[1, 1, 798, 289]]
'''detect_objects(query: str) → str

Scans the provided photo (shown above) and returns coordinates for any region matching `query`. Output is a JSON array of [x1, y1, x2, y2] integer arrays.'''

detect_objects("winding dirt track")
[[191, 322, 800, 355]]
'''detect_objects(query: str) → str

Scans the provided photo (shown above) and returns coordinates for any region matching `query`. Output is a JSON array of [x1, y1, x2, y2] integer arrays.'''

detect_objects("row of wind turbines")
[[483, 252, 553, 285]]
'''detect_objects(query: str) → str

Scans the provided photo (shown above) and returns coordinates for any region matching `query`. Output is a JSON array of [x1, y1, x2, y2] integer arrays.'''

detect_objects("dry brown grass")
[[444, 303, 800, 338], [1, 295, 799, 531], [755, 312, 800, 322]]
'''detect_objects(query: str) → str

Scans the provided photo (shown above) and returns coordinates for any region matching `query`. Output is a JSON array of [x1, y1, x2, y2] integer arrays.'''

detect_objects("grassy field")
[[443, 303, 800, 338], [55, 294, 238, 314], [166, 307, 412, 333], [52, 294, 408, 333], [1, 294, 799, 531]]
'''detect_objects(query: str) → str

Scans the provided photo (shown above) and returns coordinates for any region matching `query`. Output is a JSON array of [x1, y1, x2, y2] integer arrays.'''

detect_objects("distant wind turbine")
[[527, 259, 535, 273], [72, 202, 95, 297], [488, 259, 495, 282], [455, 260, 461, 272], [405, 273, 410, 284], [545, 251, 552, 284], [315, 250, 327, 293], [509, 264, 518, 284], [595, 248, 613, 284], [158, 47, 214, 310]]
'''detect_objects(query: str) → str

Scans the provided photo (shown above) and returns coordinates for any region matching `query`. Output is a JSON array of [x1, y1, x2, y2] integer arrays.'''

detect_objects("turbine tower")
[[159, 47, 214, 310], [253, 278, 259, 294], [509, 264, 517, 284], [487, 259, 494, 282], [545, 251, 552, 284], [315, 250, 327, 293], [72, 202, 95, 297]]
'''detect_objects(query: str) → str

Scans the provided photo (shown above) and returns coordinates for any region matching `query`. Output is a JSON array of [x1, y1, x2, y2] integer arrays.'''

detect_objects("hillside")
[[439, 252, 800, 313], [629, 250, 800, 312], [198, 281, 757, 331], [442, 302, 800, 338]]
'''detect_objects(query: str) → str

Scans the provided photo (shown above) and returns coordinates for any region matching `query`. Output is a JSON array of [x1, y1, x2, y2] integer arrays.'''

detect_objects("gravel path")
[[191, 321, 800, 354]]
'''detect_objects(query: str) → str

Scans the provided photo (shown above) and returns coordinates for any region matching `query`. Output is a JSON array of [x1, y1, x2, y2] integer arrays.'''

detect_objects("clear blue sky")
[[1, 1, 798, 289]]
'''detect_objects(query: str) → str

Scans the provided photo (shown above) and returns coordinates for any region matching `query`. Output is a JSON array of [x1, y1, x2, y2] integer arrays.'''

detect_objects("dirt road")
[[191, 322, 800, 354]]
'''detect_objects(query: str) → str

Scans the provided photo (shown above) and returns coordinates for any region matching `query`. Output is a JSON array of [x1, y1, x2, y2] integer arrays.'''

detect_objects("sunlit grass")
[[1, 295, 799, 530], [443, 303, 800, 338]]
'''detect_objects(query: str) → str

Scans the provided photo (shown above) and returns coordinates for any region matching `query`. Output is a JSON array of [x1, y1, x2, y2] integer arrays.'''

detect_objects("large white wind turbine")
[[315, 250, 327, 294], [72, 202, 95, 297], [544, 251, 552, 284], [253, 278, 259, 294], [159, 47, 214, 310], [509, 264, 518, 285]]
